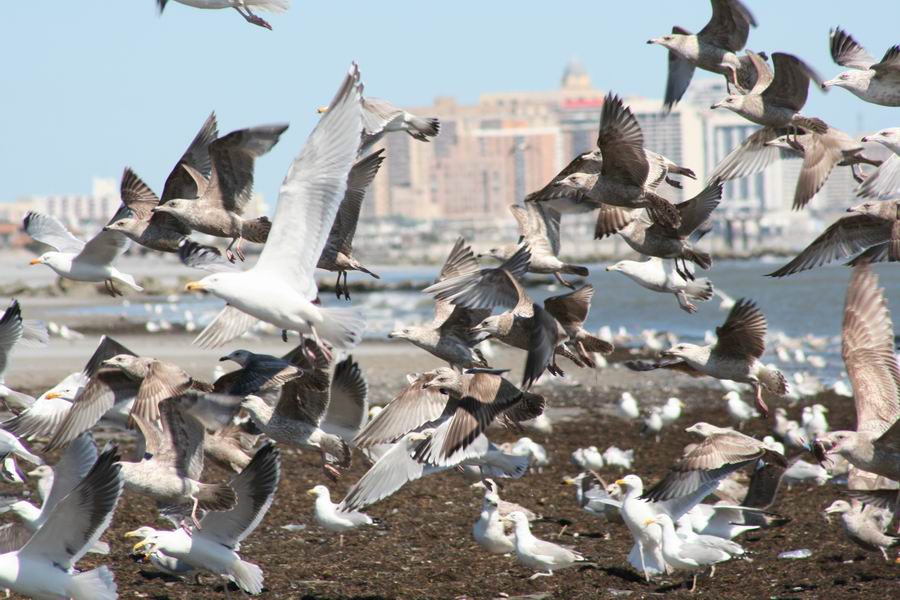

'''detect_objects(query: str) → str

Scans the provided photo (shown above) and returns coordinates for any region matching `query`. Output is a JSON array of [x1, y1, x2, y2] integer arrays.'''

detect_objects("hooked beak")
[[660, 349, 675, 358], [710, 102, 722, 110], [29, 259, 41, 266], [306, 488, 317, 496], [218, 356, 230, 362], [184, 281, 205, 292], [562, 477, 576, 486], [646, 38, 658, 45], [387, 331, 400, 339], [861, 136, 871, 143], [614, 478, 626, 486], [44, 391, 62, 400], [316, 106, 329, 114], [124, 529, 146, 539], [605, 265, 614, 272], [821, 78, 838, 90], [643, 517, 656, 526]]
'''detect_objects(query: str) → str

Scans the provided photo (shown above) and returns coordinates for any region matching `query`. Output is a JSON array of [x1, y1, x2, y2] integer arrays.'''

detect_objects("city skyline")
[[3, 1, 898, 205]]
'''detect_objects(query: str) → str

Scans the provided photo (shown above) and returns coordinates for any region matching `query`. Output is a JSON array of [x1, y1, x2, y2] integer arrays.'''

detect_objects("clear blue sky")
[[3, 1, 897, 205]]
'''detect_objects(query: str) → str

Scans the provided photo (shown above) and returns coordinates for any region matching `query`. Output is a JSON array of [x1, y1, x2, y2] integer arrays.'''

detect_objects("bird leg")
[[189, 496, 203, 530], [322, 460, 342, 481], [576, 341, 596, 368], [690, 574, 698, 593], [753, 383, 770, 419], [309, 326, 334, 362], [339, 534, 344, 547], [665, 176, 683, 189], [709, 565, 716, 578], [334, 272, 343, 300], [557, 524, 568, 538], [104, 279, 122, 297], [232, 6, 273, 30], [528, 571, 554, 580], [343, 271, 351, 300], [553, 272, 576, 290], [282, 330, 289, 343]]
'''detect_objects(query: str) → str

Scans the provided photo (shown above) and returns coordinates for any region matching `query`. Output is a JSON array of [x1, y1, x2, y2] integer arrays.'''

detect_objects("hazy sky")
[[3, 1, 897, 205]]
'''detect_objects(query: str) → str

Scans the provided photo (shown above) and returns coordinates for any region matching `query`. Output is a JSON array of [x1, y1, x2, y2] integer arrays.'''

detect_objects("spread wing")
[[842, 264, 900, 436], [132, 361, 196, 425], [19, 447, 122, 569], [322, 356, 368, 441], [161, 111, 219, 203], [674, 182, 722, 237], [155, 398, 206, 479], [792, 133, 845, 210], [119, 168, 160, 220], [664, 26, 697, 111], [424, 245, 530, 311], [177, 239, 240, 273], [253, 65, 362, 298], [767, 215, 892, 277], [22, 211, 84, 253], [543, 284, 592, 327], [354, 372, 447, 448], [708, 128, 783, 184], [597, 93, 649, 186], [193, 305, 259, 350], [76, 225, 130, 267], [697, 0, 756, 52], [872, 46, 900, 81], [714, 298, 767, 359], [763, 53, 823, 112], [857, 154, 900, 200], [327, 149, 385, 256], [38, 433, 98, 521], [830, 28, 876, 70]]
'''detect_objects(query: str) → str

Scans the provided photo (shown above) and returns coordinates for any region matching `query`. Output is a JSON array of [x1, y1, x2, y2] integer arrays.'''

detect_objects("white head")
[[103, 217, 142, 236], [556, 172, 594, 190], [502, 510, 530, 530], [710, 93, 749, 113], [822, 69, 870, 93], [387, 326, 413, 340], [125, 526, 162, 555], [307, 484, 331, 501], [184, 273, 238, 298], [241, 394, 269, 415], [26, 465, 53, 480], [29, 252, 68, 270], [660, 342, 703, 361], [764, 134, 806, 155], [685, 422, 725, 437], [472, 315, 504, 337], [646, 32, 690, 53], [861, 127, 900, 153], [606, 260, 635, 275], [614, 474, 643, 494], [823, 499, 853, 515], [820, 431, 858, 457], [666, 397, 685, 409]]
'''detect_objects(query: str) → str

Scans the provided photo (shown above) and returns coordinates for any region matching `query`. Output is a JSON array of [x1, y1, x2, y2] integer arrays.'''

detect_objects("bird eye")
[[840, 74, 849, 80], [726, 98, 734, 103]]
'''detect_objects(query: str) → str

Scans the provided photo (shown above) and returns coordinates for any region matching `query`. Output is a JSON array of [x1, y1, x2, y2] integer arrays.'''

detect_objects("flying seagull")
[[648, 0, 759, 110], [184, 65, 364, 355], [319, 96, 440, 152], [856, 127, 900, 200], [606, 258, 714, 314], [156, 0, 289, 30], [823, 27, 900, 107], [153, 122, 287, 262], [626, 299, 786, 416], [24, 210, 141, 296]]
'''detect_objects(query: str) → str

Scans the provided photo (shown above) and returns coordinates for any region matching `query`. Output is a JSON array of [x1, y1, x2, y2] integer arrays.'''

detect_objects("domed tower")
[[561, 57, 591, 91]]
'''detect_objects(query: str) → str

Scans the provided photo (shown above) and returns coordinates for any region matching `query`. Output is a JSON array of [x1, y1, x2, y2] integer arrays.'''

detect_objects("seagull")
[[0, 446, 122, 600], [156, 0, 289, 30], [563, 472, 621, 521], [24, 210, 141, 296], [710, 51, 826, 133], [183, 65, 365, 353], [856, 127, 900, 200], [662, 397, 685, 424], [127, 443, 281, 595], [0, 300, 48, 408], [317, 150, 385, 299], [641, 407, 664, 442], [104, 113, 218, 253], [215, 348, 308, 397], [548, 94, 682, 228], [616, 392, 640, 420], [648, 0, 759, 110], [319, 96, 439, 152], [388, 238, 491, 369], [0, 430, 42, 469], [603, 446, 635, 471], [771, 198, 900, 276], [502, 511, 588, 579], [526, 147, 695, 212], [241, 348, 354, 479], [594, 181, 722, 280], [627, 299, 786, 416], [823, 27, 900, 107], [473, 490, 515, 554], [119, 397, 238, 523], [813, 265, 900, 482], [802, 404, 829, 439], [320, 356, 369, 444], [645, 513, 732, 592], [480, 203, 588, 289], [543, 284, 614, 367], [152, 122, 287, 262], [824, 499, 899, 560], [607, 257, 714, 314], [571, 446, 605, 471], [307, 485, 375, 545], [725, 390, 759, 427]]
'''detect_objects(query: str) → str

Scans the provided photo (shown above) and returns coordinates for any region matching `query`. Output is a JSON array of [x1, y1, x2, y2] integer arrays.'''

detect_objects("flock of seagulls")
[[1, 0, 899, 597]]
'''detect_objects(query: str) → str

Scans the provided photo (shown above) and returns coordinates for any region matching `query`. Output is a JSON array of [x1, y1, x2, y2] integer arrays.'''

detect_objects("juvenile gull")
[[626, 299, 787, 416], [857, 127, 900, 200], [767, 199, 900, 275], [389, 238, 491, 369], [0, 446, 122, 600], [320, 356, 369, 444], [813, 265, 900, 482], [543, 284, 614, 367], [184, 65, 364, 353], [710, 51, 826, 133], [648, 0, 759, 109], [104, 113, 218, 253], [824, 499, 899, 560], [480, 203, 588, 289], [25, 210, 141, 296], [127, 443, 281, 595], [317, 150, 385, 299], [157, 0, 289, 30], [153, 122, 287, 261], [307, 484, 375, 545], [503, 511, 587, 579], [823, 27, 900, 107], [320, 96, 439, 152], [594, 181, 723, 279]]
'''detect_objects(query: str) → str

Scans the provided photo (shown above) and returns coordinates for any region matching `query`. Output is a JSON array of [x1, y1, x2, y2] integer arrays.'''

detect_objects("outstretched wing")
[[23, 212, 85, 253]]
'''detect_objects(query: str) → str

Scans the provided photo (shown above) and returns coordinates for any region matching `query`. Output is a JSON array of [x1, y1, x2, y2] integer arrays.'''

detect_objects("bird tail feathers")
[[247, 0, 290, 12], [230, 559, 265, 594], [69, 566, 117, 600], [112, 272, 143, 292], [316, 307, 365, 350], [759, 366, 788, 396], [684, 248, 712, 270], [408, 117, 440, 140], [562, 264, 590, 277], [242, 216, 272, 244], [684, 278, 714, 301], [578, 333, 614, 355]]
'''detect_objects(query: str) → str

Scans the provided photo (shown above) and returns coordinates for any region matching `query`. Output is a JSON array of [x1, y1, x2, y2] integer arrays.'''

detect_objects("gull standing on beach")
[[645, 513, 732, 592], [307, 485, 375, 545], [317, 150, 385, 299], [24, 210, 142, 296], [648, 0, 759, 110], [184, 65, 365, 353], [503, 511, 588, 579], [823, 499, 899, 560], [823, 27, 900, 107], [627, 299, 787, 416], [156, 0, 289, 30]]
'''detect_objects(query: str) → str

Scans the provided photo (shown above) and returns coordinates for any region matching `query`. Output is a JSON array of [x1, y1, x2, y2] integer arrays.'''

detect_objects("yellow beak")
[[29, 259, 41, 266], [123, 529, 145, 539], [562, 477, 576, 486], [44, 392, 62, 400], [614, 479, 626, 486], [316, 106, 329, 114], [184, 281, 204, 292], [306, 489, 317, 496], [644, 517, 656, 526]]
